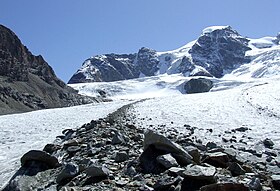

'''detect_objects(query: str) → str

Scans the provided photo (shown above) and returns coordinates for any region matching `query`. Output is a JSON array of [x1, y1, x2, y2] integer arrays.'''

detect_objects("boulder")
[[184, 78, 213, 94], [86, 164, 110, 178], [228, 162, 245, 176], [21, 150, 59, 168], [56, 162, 79, 185], [143, 130, 193, 163], [114, 151, 129, 163], [263, 138, 274, 149], [202, 152, 229, 168], [181, 164, 216, 182], [180, 164, 217, 191]]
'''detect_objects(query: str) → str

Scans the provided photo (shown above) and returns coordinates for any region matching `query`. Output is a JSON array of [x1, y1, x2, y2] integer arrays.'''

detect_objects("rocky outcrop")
[[0, 24, 98, 115], [3, 103, 279, 190], [189, 26, 251, 78], [184, 78, 213, 94]]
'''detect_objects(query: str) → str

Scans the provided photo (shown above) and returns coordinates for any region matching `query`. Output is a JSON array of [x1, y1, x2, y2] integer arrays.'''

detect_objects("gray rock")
[[180, 164, 217, 191], [186, 146, 201, 164], [156, 154, 178, 169], [202, 152, 229, 168], [114, 151, 129, 163], [263, 138, 274, 148], [271, 175, 280, 190], [112, 132, 125, 145], [143, 130, 193, 163], [184, 78, 213, 94], [228, 162, 246, 176], [181, 164, 216, 182], [248, 177, 262, 191], [200, 183, 249, 191], [21, 150, 59, 168], [86, 164, 110, 178], [56, 162, 79, 185]]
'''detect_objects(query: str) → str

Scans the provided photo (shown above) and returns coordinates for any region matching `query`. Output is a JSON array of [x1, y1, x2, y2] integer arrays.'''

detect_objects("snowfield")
[[1, 74, 280, 188], [0, 100, 132, 188]]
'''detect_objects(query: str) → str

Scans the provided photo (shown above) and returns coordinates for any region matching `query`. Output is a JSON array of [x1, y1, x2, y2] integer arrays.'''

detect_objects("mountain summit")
[[68, 26, 280, 83], [0, 25, 96, 115]]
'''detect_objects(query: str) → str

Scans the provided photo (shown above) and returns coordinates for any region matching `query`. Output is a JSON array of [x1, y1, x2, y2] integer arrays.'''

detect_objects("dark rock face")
[[0, 24, 97, 115], [184, 78, 213, 94], [136, 47, 159, 76], [189, 26, 251, 77], [69, 26, 253, 83], [69, 54, 138, 83]]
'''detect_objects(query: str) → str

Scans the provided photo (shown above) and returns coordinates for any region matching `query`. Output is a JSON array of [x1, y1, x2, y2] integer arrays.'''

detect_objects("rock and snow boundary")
[[2, 94, 280, 190]]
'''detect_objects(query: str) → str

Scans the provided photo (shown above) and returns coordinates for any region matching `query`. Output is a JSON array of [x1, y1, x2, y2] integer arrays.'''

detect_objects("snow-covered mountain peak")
[[202, 25, 232, 35], [68, 26, 280, 83]]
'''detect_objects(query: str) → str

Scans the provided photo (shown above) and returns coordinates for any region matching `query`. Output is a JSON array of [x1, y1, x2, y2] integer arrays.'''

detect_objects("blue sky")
[[1, 0, 280, 82]]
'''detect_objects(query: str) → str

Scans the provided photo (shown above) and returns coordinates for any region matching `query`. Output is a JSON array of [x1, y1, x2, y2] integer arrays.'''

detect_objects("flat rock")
[[202, 152, 229, 168], [86, 164, 110, 178], [156, 154, 178, 169], [181, 164, 216, 182]]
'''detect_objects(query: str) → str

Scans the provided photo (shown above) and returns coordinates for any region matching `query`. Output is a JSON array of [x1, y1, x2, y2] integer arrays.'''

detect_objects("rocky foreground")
[[3, 103, 280, 191]]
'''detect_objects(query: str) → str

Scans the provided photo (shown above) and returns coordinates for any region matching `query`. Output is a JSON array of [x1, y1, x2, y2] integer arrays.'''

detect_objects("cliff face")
[[0, 25, 97, 115]]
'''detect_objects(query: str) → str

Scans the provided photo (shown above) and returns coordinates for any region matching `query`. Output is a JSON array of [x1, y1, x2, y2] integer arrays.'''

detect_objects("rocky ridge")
[[0, 24, 98, 115], [3, 103, 280, 191], [68, 26, 280, 84]]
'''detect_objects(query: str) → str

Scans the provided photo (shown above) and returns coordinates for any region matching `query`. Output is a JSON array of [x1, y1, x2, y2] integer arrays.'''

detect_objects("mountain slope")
[[0, 24, 97, 115], [68, 26, 280, 83]]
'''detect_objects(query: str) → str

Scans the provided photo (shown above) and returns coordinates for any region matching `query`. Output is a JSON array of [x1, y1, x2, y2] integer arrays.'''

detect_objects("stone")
[[67, 146, 81, 154], [202, 152, 229, 168], [180, 164, 216, 191], [248, 177, 262, 191], [200, 183, 249, 191], [228, 162, 245, 176], [21, 150, 59, 168], [184, 78, 213, 94], [43, 144, 61, 154], [153, 176, 179, 191], [186, 146, 201, 164], [263, 138, 274, 149], [181, 164, 216, 182], [156, 154, 178, 169], [168, 167, 185, 176], [143, 130, 193, 163], [56, 162, 79, 185], [271, 175, 280, 190], [86, 164, 110, 178], [112, 132, 125, 145], [114, 151, 129, 163]]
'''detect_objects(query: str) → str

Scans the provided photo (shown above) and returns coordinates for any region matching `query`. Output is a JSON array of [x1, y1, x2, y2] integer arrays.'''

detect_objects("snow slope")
[[132, 78, 280, 144], [0, 100, 132, 188]]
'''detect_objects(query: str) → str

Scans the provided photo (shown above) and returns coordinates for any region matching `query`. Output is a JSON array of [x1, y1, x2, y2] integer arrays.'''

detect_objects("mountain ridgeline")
[[0, 25, 97, 115], [69, 26, 280, 84]]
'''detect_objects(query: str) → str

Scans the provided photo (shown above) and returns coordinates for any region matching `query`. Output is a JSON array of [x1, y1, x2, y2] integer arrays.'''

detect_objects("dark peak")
[[138, 47, 156, 53]]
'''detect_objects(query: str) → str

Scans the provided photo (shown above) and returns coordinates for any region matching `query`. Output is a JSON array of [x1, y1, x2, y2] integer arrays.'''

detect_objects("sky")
[[1, 0, 280, 83]]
